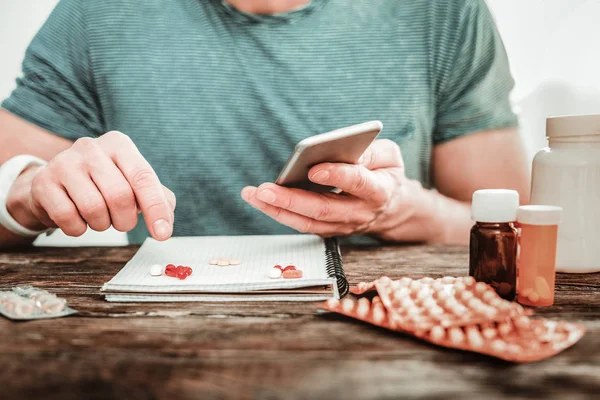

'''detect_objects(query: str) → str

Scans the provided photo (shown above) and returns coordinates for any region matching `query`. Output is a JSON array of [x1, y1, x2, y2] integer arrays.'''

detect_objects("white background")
[[1, 0, 600, 246]]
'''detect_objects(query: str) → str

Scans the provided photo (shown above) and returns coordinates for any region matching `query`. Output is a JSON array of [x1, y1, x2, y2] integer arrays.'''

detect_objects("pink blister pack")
[[322, 276, 585, 363]]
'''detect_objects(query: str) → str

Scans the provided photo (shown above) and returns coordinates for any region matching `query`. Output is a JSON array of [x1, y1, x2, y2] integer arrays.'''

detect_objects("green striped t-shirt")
[[2, 0, 517, 244]]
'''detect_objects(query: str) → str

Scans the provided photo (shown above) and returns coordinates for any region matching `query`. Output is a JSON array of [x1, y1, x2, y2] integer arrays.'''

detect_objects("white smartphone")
[[276, 121, 383, 193]]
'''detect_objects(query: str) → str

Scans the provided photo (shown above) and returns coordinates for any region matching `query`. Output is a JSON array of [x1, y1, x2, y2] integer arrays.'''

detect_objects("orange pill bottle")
[[516, 205, 562, 307]]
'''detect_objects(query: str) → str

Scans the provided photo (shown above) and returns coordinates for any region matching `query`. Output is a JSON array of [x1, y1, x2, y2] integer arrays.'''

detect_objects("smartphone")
[[275, 121, 383, 193]]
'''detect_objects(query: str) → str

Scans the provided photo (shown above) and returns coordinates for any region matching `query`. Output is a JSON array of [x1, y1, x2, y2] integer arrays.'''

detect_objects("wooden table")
[[0, 244, 598, 399]]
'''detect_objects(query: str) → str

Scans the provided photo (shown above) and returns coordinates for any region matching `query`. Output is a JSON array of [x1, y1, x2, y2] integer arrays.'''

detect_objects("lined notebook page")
[[102, 235, 335, 293]]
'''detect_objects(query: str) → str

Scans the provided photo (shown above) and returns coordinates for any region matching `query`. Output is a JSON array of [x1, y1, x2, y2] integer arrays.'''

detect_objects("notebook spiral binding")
[[324, 237, 349, 297]]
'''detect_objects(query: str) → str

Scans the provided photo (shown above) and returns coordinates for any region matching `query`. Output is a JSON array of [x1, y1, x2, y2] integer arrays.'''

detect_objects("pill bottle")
[[469, 189, 519, 300], [531, 114, 600, 273], [516, 205, 562, 307]]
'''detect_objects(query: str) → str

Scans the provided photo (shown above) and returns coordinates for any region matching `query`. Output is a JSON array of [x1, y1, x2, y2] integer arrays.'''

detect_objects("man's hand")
[[6, 131, 176, 240], [241, 139, 439, 241]]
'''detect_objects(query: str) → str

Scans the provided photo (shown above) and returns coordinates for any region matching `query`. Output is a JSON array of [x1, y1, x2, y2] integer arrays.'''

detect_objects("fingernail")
[[311, 170, 330, 182], [241, 187, 255, 200], [153, 219, 172, 240], [256, 189, 277, 203]]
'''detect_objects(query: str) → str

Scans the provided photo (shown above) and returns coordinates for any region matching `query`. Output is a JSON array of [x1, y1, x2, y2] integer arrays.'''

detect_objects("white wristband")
[[0, 155, 51, 237]]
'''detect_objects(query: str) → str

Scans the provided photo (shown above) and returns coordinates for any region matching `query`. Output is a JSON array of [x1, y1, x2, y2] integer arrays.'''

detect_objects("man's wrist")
[[369, 179, 459, 243], [5, 166, 47, 231]]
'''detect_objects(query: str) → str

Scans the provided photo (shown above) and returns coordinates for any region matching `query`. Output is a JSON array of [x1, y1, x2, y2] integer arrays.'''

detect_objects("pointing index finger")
[[100, 136, 173, 240]]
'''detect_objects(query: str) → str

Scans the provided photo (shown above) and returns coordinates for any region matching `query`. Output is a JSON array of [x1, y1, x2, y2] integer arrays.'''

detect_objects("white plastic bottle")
[[530, 115, 600, 273]]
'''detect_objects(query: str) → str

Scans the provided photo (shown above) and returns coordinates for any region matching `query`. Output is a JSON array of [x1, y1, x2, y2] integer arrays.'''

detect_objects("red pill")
[[184, 267, 193, 276], [177, 271, 187, 280], [165, 269, 177, 277], [283, 265, 296, 272], [166, 264, 176, 271]]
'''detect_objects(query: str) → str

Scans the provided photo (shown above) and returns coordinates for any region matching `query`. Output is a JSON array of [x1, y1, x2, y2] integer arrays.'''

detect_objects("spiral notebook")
[[102, 235, 348, 302]]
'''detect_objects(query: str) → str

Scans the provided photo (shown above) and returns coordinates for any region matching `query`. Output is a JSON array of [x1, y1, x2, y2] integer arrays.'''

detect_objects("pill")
[[535, 277, 551, 300], [420, 277, 434, 284], [268, 268, 282, 279], [41, 297, 66, 314], [466, 326, 484, 348], [283, 265, 297, 272], [410, 280, 422, 292], [432, 281, 444, 292], [282, 269, 303, 279], [217, 259, 230, 266], [463, 277, 476, 287], [482, 290, 496, 303], [448, 327, 465, 345], [150, 264, 163, 276], [184, 267, 193, 276], [326, 298, 339, 308], [14, 299, 35, 317], [514, 316, 531, 330], [454, 281, 466, 293], [441, 276, 455, 284], [528, 292, 540, 302], [422, 297, 437, 309], [430, 325, 446, 341], [372, 304, 385, 324], [399, 277, 412, 285], [356, 298, 370, 318], [491, 339, 507, 353], [474, 282, 488, 294], [228, 259, 241, 266], [498, 322, 512, 336], [208, 259, 219, 265], [177, 270, 187, 280], [482, 327, 497, 339], [460, 290, 474, 302], [341, 298, 355, 313], [166, 263, 176, 270]]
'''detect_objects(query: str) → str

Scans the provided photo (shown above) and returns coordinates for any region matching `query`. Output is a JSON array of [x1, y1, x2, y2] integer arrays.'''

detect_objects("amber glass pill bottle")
[[469, 190, 519, 300], [516, 205, 562, 307]]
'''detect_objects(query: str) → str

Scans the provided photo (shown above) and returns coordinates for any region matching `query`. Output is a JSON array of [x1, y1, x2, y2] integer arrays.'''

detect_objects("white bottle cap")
[[546, 114, 600, 138], [471, 189, 519, 223], [517, 205, 562, 226]]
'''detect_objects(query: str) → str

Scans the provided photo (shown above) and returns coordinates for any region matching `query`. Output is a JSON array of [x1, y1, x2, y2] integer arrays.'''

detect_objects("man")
[[0, 0, 529, 248]]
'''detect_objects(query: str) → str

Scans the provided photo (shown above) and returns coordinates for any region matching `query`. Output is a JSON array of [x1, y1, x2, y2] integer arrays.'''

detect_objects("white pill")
[[208, 259, 219, 265], [217, 259, 230, 266], [449, 327, 465, 345], [372, 304, 385, 324], [466, 326, 484, 348], [268, 268, 282, 279], [341, 298, 355, 314], [228, 259, 241, 266], [356, 298, 370, 319], [150, 264, 163, 276], [430, 325, 446, 341]]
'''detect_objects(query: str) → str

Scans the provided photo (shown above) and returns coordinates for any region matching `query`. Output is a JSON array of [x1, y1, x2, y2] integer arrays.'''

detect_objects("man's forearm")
[[374, 179, 473, 245]]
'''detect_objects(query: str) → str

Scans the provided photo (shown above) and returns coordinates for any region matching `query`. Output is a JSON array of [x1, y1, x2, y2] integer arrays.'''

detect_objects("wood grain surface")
[[0, 244, 598, 400]]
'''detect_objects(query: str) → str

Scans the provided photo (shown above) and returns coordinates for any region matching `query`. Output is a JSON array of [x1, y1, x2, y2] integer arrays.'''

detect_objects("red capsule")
[[177, 271, 187, 280], [184, 267, 193, 276], [165, 269, 177, 277], [283, 265, 296, 272], [165, 264, 176, 271]]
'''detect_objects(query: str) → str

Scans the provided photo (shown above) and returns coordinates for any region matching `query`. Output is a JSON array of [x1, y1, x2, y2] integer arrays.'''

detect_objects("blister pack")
[[322, 276, 584, 362], [0, 286, 77, 321]]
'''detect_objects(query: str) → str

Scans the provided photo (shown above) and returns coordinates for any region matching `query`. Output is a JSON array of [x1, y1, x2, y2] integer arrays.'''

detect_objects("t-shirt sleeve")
[[433, 0, 518, 145], [1, 0, 103, 141]]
